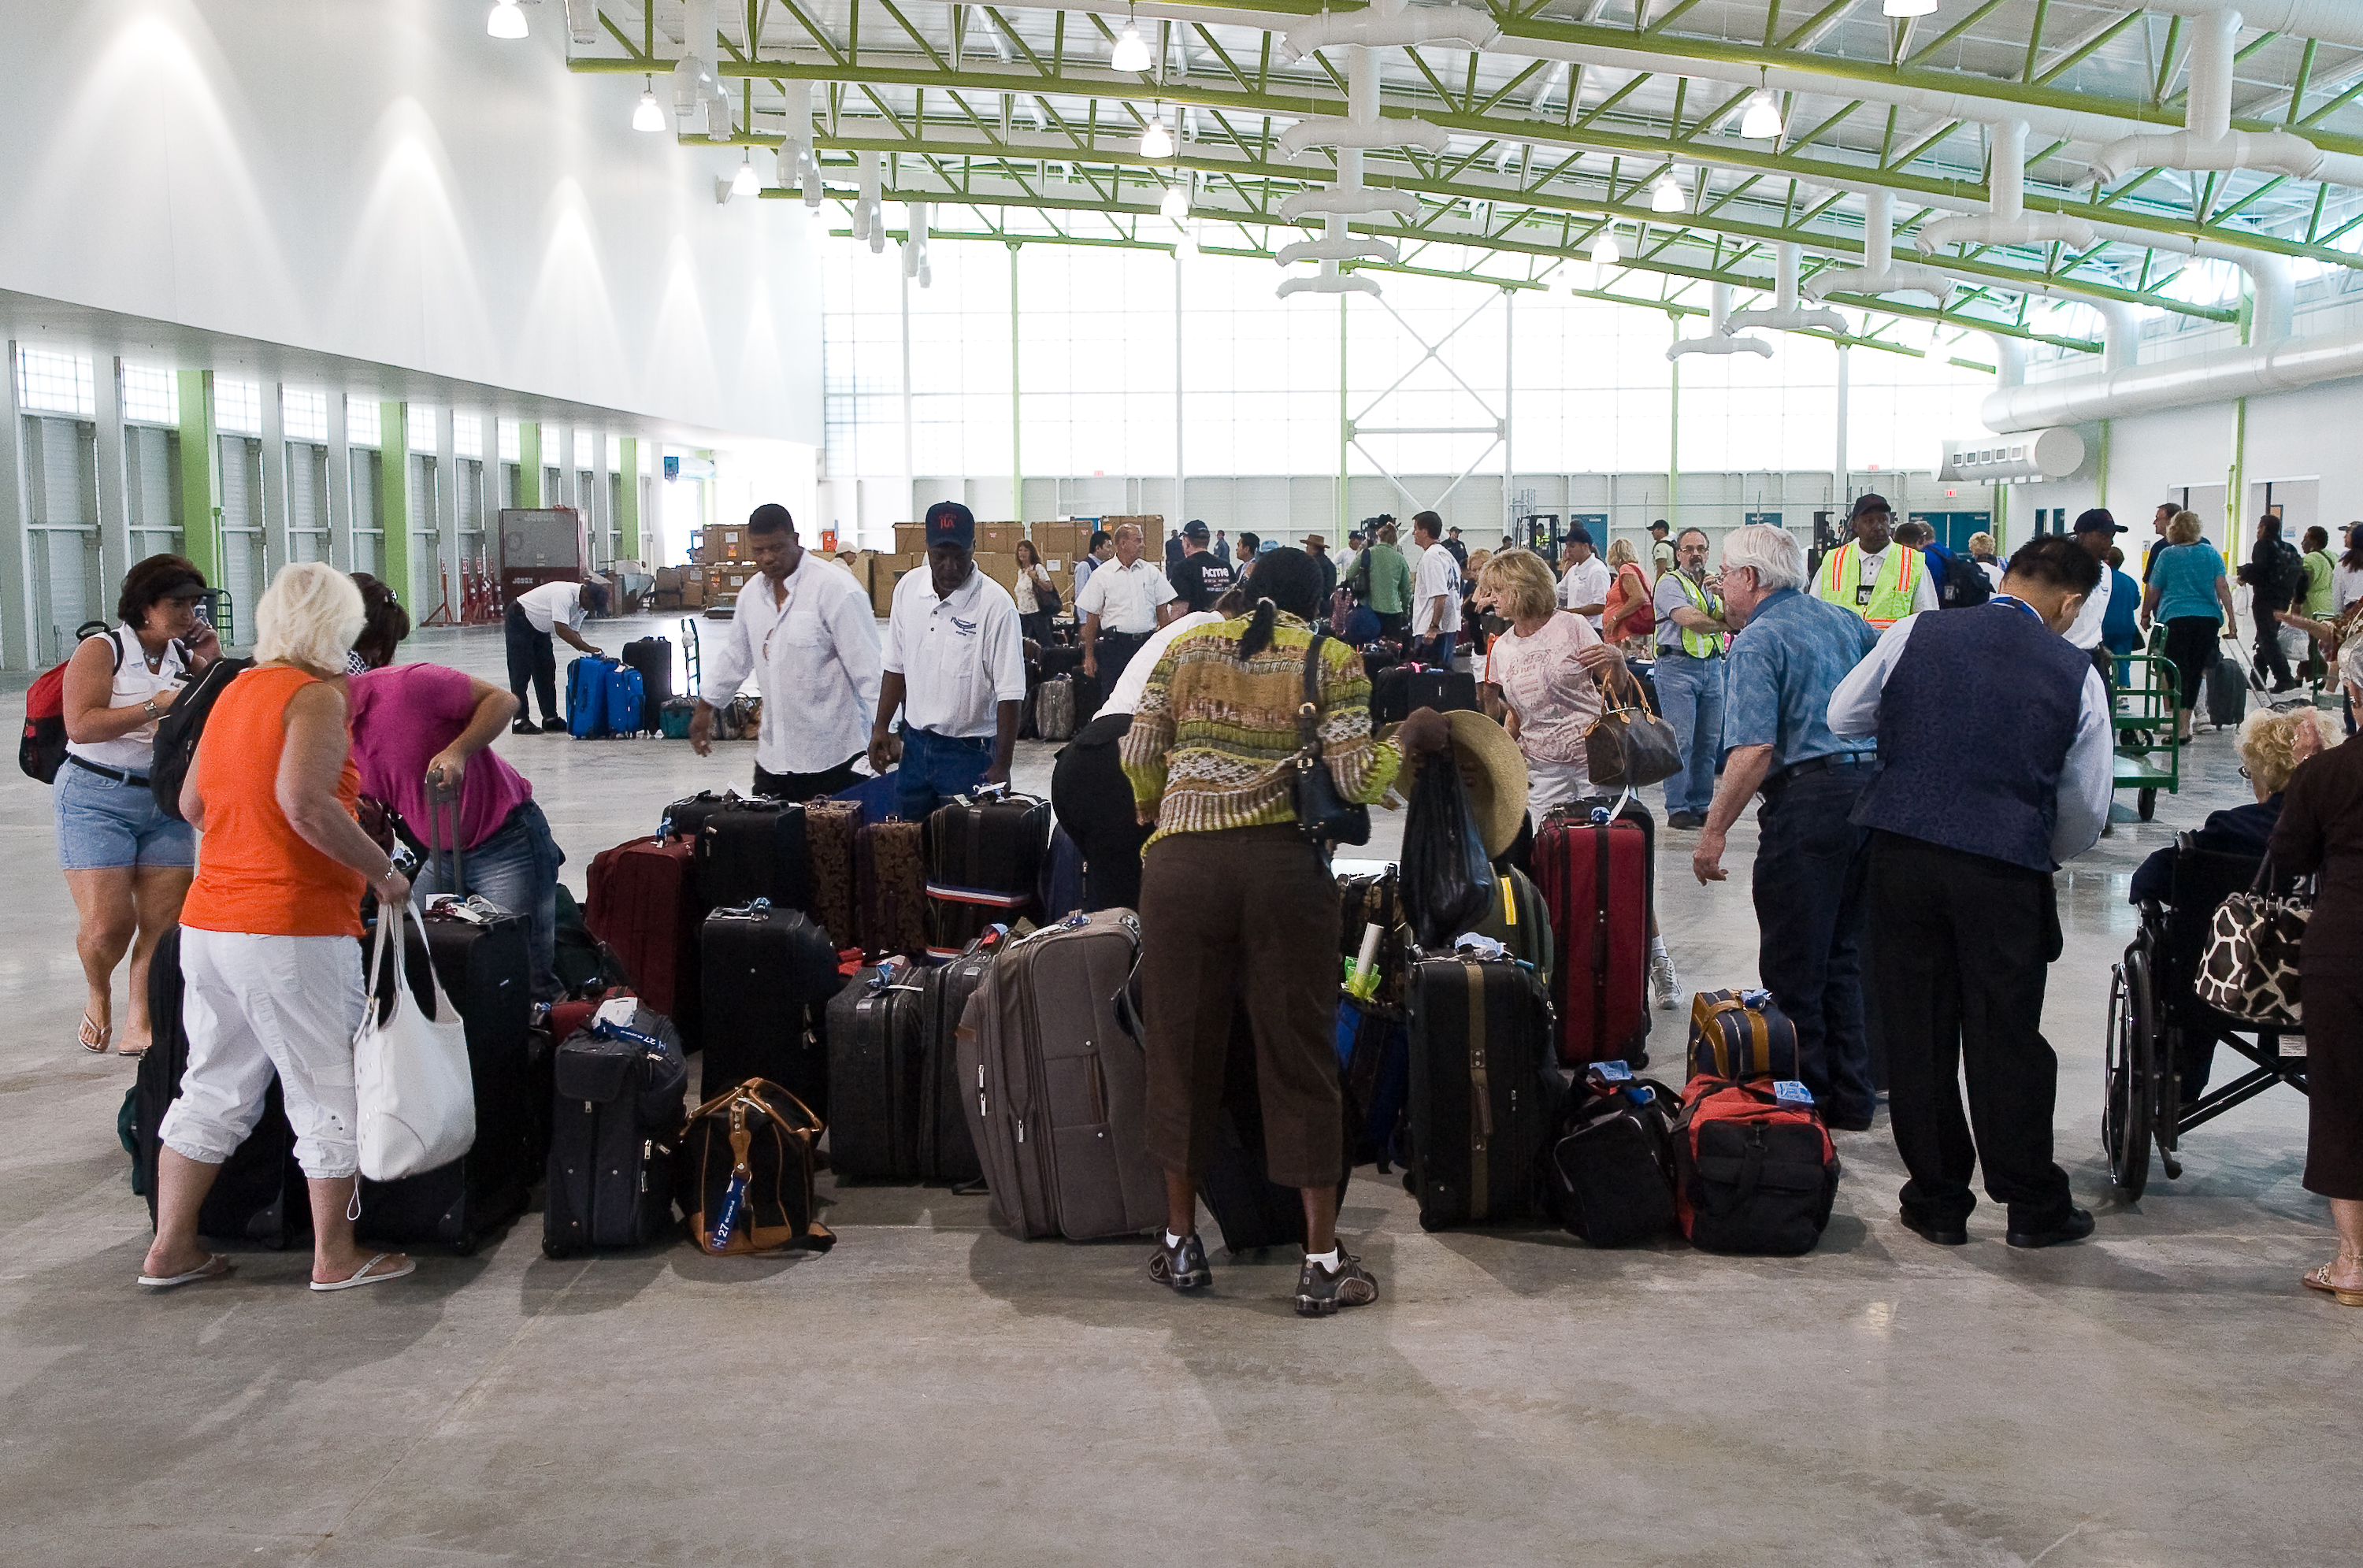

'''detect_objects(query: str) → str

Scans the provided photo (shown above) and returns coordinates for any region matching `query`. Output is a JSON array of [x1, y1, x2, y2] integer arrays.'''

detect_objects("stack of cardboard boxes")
[[840, 517, 1166, 620]]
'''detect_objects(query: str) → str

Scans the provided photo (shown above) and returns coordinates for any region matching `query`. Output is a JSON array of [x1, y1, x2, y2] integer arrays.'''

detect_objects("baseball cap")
[[1849, 493, 1892, 519], [924, 501, 976, 550], [1183, 519, 1210, 540], [2073, 508, 2127, 535], [1565, 525, 1594, 547]]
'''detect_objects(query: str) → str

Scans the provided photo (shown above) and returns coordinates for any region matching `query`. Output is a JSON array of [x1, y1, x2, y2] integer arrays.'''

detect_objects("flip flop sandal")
[[2302, 1264, 2363, 1305], [116, 1043, 146, 1058], [79, 1014, 112, 1053], [310, 1252, 417, 1293], [138, 1254, 232, 1289]]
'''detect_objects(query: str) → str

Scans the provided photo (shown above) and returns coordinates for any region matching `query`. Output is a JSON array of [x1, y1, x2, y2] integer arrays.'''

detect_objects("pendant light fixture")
[[1650, 172, 1686, 213], [1140, 109, 1174, 161], [732, 154, 760, 196], [487, 0, 528, 39], [632, 76, 666, 132], [1160, 183, 1189, 222], [1587, 228, 1621, 269], [1110, 4, 1152, 72], [1882, 0, 1937, 15], [1739, 87, 1782, 141]]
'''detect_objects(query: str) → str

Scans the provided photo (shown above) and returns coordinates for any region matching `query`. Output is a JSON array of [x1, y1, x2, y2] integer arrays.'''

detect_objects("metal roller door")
[[286, 443, 328, 562], [350, 450, 382, 575], [124, 425, 180, 561], [26, 416, 102, 662], [218, 434, 266, 627]]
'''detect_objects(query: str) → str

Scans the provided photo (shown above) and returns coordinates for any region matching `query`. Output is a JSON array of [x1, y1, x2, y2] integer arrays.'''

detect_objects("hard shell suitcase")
[[696, 900, 841, 1109], [543, 1003, 690, 1257], [1671, 1077, 1840, 1255], [604, 665, 647, 737], [920, 930, 1004, 1186], [567, 655, 618, 739], [132, 925, 310, 1248], [2206, 648, 2248, 727], [677, 1078, 834, 1255], [803, 799, 863, 950], [824, 959, 929, 1181], [584, 836, 703, 1040], [695, 798, 814, 917], [957, 910, 1163, 1240], [619, 636, 674, 732], [1403, 948, 1556, 1231], [1686, 988, 1801, 1082], [1545, 1066, 1681, 1247], [857, 817, 930, 958], [1531, 808, 1650, 1066]]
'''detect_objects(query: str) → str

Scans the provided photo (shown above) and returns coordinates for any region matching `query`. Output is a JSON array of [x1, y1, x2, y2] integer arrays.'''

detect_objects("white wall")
[[0, 0, 822, 445]]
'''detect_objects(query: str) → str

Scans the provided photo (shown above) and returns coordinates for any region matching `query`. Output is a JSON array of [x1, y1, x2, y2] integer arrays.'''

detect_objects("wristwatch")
[[141, 698, 160, 718]]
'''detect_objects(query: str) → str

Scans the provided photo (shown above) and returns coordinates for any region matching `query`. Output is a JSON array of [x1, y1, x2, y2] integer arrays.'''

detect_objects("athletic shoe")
[[1295, 1249, 1379, 1317], [1649, 951, 1680, 1010], [1147, 1231, 1211, 1292]]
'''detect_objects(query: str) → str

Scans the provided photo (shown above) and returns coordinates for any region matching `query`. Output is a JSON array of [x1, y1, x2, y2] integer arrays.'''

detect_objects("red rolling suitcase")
[[584, 836, 703, 1041], [1530, 806, 1649, 1066]]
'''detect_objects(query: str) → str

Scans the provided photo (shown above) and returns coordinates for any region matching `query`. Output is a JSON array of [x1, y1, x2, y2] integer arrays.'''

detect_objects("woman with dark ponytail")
[[1120, 545, 1451, 1315]]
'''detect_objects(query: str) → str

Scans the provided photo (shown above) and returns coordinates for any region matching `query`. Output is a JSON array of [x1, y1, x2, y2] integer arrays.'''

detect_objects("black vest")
[[1849, 603, 2089, 873]]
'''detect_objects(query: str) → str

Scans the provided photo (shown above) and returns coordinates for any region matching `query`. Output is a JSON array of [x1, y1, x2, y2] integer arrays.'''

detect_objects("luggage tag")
[[710, 1169, 749, 1250], [1771, 1080, 1816, 1106], [1452, 933, 1507, 961], [713, 897, 774, 921], [1739, 987, 1772, 1009], [593, 996, 642, 1032], [1587, 1060, 1635, 1086]]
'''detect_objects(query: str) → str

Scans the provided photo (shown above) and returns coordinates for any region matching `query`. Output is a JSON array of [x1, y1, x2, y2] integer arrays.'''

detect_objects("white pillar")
[[435, 406, 460, 621], [327, 394, 354, 569], [260, 381, 290, 576], [1834, 343, 1851, 516], [94, 358, 130, 582], [0, 343, 36, 668]]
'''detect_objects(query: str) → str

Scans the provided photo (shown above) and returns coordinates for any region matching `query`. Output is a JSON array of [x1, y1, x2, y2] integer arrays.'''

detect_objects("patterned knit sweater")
[[1120, 613, 1402, 847]]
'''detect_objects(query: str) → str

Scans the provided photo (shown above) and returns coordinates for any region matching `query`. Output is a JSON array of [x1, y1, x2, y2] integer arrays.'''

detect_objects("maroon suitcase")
[[1530, 807, 1649, 1066], [584, 836, 703, 1042]]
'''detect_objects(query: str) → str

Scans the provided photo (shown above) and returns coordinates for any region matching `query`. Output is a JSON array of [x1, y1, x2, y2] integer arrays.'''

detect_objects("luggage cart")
[[2111, 651, 2179, 821]]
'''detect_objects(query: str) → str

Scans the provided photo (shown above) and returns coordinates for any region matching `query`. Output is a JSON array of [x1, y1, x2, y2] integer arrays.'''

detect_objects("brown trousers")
[[1139, 824, 1345, 1189]]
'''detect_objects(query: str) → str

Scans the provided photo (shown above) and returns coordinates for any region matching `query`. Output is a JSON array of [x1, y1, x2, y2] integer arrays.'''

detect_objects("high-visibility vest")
[[1667, 570, 1729, 658], [1816, 541, 1923, 628]]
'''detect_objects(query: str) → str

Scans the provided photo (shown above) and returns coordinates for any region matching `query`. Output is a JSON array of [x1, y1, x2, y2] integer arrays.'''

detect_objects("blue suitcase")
[[567, 656, 617, 739], [605, 665, 645, 736]]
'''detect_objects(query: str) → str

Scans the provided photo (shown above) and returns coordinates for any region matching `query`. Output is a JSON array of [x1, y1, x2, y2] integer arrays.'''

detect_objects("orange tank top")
[[179, 665, 366, 939]]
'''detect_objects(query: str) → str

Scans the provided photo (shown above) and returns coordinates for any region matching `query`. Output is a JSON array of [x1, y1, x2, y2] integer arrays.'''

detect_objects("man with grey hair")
[[1690, 524, 1882, 1132]]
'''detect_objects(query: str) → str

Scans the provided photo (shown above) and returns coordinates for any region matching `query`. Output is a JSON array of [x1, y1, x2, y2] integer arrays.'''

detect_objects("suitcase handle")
[[425, 777, 465, 899]]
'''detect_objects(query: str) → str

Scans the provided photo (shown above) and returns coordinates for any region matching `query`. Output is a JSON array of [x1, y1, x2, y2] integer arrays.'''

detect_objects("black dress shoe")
[[1824, 1108, 1875, 1133], [540, 716, 568, 733], [1898, 1209, 1968, 1247], [2005, 1207, 2095, 1250]]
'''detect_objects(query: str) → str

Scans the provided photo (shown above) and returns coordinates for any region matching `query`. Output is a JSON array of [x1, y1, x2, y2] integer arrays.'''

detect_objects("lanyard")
[[1990, 594, 2044, 625]]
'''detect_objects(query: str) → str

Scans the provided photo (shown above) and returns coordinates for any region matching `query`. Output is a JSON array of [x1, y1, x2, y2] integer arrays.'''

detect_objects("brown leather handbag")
[[1585, 663, 1684, 789]]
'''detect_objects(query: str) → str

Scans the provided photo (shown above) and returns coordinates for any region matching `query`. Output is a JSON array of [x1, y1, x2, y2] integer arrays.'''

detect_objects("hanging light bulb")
[[1739, 88, 1782, 141], [1110, 20, 1152, 72], [732, 155, 760, 197], [1140, 112, 1174, 161], [1651, 172, 1686, 213], [633, 77, 666, 133], [1160, 183, 1189, 222], [487, 0, 528, 39], [1587, 229, 1620, 269], [1882, 0, 1938, 14]]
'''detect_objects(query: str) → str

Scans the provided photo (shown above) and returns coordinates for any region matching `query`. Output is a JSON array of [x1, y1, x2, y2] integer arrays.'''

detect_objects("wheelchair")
[[2105, 836, 2309, 1199]]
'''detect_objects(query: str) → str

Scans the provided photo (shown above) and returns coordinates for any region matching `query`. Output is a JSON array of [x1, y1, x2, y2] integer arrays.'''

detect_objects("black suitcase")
[[1545, 1067, 1681, 1247], [696, 900, 840, 1108], [1372, 666, 1478, 725], [1403, 948, 1555, 1230], [920, 932, 999, 1186], [661, 788, 739, 844], [354, 895, 536, 1251], [543, 1003, 688, 1257], [695, 798, 814, 915], [2206, 648, 2247, 727], [925, 789, 1051, 901], [620, 636, 673, 733], [1195, 1005, 1349, 1253], [824, 960, 930, 1180], [132, 925, 310, 1249]]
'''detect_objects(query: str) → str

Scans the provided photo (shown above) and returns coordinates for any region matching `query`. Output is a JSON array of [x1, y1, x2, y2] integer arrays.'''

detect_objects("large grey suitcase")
[[955, 910, 1164, 1240]]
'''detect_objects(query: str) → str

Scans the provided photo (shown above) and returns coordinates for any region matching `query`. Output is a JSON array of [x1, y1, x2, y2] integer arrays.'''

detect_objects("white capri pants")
[[158, 928, 369, 1181]]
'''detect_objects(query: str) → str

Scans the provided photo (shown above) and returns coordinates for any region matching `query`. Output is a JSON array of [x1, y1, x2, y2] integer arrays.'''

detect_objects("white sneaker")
[[1649, 951, 1680, 1010]]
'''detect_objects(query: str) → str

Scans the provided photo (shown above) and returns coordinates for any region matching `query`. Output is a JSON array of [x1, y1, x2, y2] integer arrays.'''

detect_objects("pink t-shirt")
[[1482, 610, 1604, 768], [348, 664, 533, 851]]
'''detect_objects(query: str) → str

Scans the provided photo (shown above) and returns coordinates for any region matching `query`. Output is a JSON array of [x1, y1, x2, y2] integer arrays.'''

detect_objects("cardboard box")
[[708, 525, 750, 560], [870, 558, 925, 618], [710, 564, 759, 599], [978, 523, 1025, 554], [1032, 522, 1089, 559], [972, 551, 1018, 591], [893, 522, 929, 554]]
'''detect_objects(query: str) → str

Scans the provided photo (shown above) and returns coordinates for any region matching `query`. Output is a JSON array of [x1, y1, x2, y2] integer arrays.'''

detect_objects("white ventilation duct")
[[1984, 332, 2027, 391], [1667, 284, 1774, 360], [1805, 190, 1952, 305], [563, 0, 601, 46], [2094, 8, 2328, 183], [1276, 117, 1452, 158], [1274, 3, 1500, 65], [1727, 243, 1850, 334], [776, 80, 820, 204], [1278, 186, 1419, 221], [851, 151, 885, 253], [1278, 232, 1400, 265], [676, 0, 717, 122], [1981, 329, 2363, 432], [1918, 121, 2098, 253], [1940, 428, 2087, 483], [2142, 0, 2363, 47], [902, 202, 930, 282]]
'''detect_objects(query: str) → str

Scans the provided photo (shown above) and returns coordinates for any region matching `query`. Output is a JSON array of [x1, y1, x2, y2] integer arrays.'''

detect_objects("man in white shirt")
[[691, 503, 881, 799], [2063, 509, 2122, 684], [869, 502, 1029, 821], [1072, 530, 1113, 607], [1557, 528, 1612, 629], [1076, 523, 1178, 694], [1410, 510, 1463, 666], [505, 576, 609, 734]]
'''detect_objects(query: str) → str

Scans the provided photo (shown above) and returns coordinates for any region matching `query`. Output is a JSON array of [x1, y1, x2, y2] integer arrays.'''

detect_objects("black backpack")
[[149, 657, 253, 821], [1935, 548, 1992, 609], [2274, 539, 2305, 609]]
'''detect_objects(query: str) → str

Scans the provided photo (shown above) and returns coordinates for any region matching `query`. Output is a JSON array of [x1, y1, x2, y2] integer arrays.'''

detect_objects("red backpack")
[[1671, 1077, 1839, 1255], [19, 622, 117, 784]]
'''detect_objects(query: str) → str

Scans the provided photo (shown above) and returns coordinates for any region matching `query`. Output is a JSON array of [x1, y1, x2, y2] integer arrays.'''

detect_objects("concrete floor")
[[2, 618, 2357, 1567]]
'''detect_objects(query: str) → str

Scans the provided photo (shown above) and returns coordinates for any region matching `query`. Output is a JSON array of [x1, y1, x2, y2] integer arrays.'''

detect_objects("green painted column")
[[2228, 397, 2248, 562], [517, 421, 542, 507], [1667, 314, 1682, 536], [176, 369, 222, 585], [379, 402, 410, 604], [616, 437, 640, 558]]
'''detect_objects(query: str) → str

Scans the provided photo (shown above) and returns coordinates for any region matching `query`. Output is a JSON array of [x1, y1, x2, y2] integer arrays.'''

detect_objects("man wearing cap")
[[1304, 533, 1337, 602], [691, 503, 881, 799], [2064, 509, 2126, 685], [1557, 529, 1612, 631], [1078, 522, 1179, 696], [1813, 495, 1938, 630], [506, 576, 610, 734], [1167, 520, 1235, 613], [869, 502, 1029, 821], [1691, 524, 1882, 1131], [1649, 519, 1675, 580], [1410, 512, 1463, 668], [1652, 528, 1731, 829], [1336, 529, 1363, 591], [1442, 526, 1469, 573]]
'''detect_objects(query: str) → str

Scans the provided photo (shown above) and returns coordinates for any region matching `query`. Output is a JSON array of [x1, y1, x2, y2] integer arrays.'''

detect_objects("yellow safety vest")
[[1816, 541, 1923, 628], [1667, 570, 1729, 658]]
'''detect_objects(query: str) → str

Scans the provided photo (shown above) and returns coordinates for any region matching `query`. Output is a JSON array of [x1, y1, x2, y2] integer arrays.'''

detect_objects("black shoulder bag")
[[1293, 632, 1372, 850]]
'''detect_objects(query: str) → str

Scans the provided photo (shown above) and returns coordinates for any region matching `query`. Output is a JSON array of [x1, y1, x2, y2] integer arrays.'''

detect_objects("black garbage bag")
[[1401, 751, 1498, 952]]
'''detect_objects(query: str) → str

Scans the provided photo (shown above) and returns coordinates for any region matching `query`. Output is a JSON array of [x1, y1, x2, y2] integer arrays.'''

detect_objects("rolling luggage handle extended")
[[424, 778, 466, 901]]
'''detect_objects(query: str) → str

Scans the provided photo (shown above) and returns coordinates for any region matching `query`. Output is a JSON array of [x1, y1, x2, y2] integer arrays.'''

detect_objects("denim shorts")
[[53, 759, 195, 871]]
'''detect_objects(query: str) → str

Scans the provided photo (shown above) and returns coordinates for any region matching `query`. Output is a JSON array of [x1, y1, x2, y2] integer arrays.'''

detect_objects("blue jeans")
[[411, 799, 566, 1002], [1749, 763, 1875, 1121], [895, 725, 995, 823], [1653, 652, 1726, 817]]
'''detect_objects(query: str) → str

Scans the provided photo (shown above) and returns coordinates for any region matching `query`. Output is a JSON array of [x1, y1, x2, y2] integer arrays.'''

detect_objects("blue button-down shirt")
[[1720, 586, 1880, 772]]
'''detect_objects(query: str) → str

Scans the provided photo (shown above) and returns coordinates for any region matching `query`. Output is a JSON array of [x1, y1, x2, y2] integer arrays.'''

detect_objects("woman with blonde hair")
[[140, 562, 416, 1295], [1601, 537, 1656, 654], [2140, 509, 2239, 741]]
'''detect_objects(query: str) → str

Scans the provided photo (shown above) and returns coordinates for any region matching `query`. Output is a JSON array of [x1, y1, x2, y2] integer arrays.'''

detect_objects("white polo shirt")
[[1558, 554, 1613, 628], [698, 554, 883, 774], [1412, 542, 1463, 636], [2063, 556, 2112, 651], [883, 563, 1029, 739], [1075, 557, 1177, 635], [516, 580, 588, 635]]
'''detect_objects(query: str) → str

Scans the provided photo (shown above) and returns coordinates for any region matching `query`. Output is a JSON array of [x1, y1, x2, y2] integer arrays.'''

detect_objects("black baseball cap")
[[1849, 493, 1892, 519], [1565, 525, 1594, 547], [1183, 519, 1210, 540], [925, 501, 976, 550], [2073, 508, 2127, 536]]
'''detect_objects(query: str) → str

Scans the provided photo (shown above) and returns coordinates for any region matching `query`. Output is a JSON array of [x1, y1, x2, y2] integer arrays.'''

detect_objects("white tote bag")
[[354, 906, 478, 1181]]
